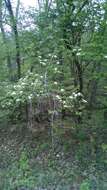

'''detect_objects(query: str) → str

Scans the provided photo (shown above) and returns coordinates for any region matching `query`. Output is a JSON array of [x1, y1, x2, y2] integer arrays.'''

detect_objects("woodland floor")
[[0, 112, 107, 190]]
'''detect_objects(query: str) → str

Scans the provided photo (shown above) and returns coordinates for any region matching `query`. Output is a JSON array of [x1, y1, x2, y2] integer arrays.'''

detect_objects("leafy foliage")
[[0, 0, 107, 189]]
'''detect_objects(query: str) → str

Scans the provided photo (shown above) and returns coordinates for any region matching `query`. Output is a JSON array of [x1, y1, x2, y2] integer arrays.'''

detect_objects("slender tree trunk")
[[0, 0, 12, 80], [75, 58, 83, 93], [5, 0, 21, 79], [72, 55, 83, 93], [89, 62, 101, 108]]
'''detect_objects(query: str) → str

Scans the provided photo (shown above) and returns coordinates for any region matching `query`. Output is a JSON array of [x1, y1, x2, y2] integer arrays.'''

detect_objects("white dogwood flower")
[[54, 81, 58, 85], [11, 92, 16, 96], [40, 76, 43, 79], [76, 52, 81, 56], [41, 62, 46, 66], [69, 96, 73, 99], [16, 99, 20, 102], [54, 67, 58, 71], [19, 91, 23, 94], [82, 99, 87, 103], [56, 95, 61, 100], [60, 89, 65, 92]]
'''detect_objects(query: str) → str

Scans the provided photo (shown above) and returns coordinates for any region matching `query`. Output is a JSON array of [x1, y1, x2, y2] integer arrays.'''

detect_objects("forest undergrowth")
[[0, 110, 107, 190]]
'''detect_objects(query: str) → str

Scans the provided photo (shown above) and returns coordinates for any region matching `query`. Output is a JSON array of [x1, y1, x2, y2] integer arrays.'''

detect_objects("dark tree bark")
[[4, 0, 21, 79], [88, 62, 101, 108], [58, 0, 89, 93], [72, 52, 83, 93], [0, 0, 12, 80]]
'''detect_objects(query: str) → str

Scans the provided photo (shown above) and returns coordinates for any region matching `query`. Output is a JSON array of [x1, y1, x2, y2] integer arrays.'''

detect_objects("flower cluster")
[[55, 91, 87, 111], [1, 72, 44, 108], [62, 92, 87, 116]]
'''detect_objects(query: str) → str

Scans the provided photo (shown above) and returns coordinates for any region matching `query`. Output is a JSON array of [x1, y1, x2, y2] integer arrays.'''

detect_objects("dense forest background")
[[0, 0, 107, 189]]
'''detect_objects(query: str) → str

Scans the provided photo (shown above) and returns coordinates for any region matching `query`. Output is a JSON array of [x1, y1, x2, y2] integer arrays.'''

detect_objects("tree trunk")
[[88, 62, 101, 108], [5, 0, 21, 79], [0, 0, 12, 80]]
